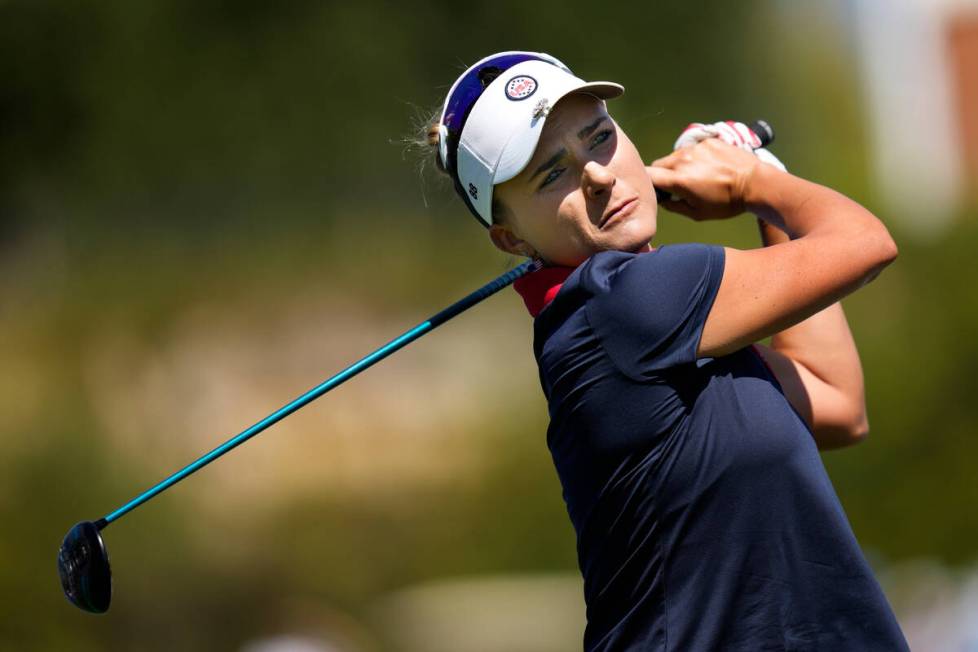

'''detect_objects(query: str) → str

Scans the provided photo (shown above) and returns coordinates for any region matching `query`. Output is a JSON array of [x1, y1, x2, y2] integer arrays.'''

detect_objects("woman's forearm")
[[744, 165, 897, 281], [654, 139, 898, 360]]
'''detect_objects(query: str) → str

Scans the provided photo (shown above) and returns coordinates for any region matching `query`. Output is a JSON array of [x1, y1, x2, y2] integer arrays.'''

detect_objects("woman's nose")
[[582, 161, 616, 200]]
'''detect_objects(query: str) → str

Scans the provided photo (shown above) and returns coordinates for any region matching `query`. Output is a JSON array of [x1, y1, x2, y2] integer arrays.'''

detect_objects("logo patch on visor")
[[505, 75, 538, 101]]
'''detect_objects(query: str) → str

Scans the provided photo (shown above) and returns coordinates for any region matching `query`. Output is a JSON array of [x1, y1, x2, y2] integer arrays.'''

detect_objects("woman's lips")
[[600, 197, 639, 229]]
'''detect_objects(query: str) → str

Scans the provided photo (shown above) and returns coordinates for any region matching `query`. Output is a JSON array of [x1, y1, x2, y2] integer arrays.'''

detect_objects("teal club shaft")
[[98, 259, 542, 529]]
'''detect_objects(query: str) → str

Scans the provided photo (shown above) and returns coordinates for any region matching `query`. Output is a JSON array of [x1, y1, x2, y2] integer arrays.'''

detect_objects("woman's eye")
[[540, 167, 565, 189], [591, 129, 613, 148]]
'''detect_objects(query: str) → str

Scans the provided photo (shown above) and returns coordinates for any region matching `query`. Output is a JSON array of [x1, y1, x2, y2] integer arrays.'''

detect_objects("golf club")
[[58, 119, 775, 614], [58, 258, 540, 613]]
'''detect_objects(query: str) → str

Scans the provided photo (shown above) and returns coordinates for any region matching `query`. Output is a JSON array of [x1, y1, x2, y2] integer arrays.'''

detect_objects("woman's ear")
[[489, 224, 536, 258]]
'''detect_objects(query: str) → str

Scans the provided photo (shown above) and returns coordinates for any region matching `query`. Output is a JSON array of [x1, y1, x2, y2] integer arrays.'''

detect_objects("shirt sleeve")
[[582, 244, 726, 379]]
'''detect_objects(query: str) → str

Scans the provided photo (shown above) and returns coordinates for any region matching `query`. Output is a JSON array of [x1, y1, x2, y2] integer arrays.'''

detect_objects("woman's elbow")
[[847, 414, 870, 445], [815, 412, 870, 450], [863, 225, 899, 277], [875, 228, 899, 267]]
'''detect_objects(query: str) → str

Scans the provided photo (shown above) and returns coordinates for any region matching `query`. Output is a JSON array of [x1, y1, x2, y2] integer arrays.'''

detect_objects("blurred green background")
[[2, 1, 976, 650]]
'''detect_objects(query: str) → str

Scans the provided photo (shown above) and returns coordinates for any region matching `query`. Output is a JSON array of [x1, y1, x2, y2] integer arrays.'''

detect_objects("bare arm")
[[751, 220, 869, 449], [648, 140, 896, 427]]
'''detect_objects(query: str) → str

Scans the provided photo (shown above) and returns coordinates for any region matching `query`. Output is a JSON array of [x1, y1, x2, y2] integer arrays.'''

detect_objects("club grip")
[[655, 120, 775, 204], [749, 120, 775, 148]]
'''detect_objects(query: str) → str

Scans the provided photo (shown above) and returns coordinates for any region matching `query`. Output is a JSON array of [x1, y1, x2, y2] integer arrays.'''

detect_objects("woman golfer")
[[424, 51, 909, 650]]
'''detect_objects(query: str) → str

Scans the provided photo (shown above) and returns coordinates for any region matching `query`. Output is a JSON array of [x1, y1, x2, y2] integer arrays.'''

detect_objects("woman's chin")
[[606, 221, 656, 253]]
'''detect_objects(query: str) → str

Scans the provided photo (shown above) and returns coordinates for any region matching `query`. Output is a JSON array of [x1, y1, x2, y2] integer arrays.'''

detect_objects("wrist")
[[742, 161, 790, 211], [743, 163, 801, 233]]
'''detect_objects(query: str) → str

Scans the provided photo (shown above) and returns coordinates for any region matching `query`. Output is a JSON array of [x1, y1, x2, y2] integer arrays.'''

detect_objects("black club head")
[[58, 521, 112, 613]]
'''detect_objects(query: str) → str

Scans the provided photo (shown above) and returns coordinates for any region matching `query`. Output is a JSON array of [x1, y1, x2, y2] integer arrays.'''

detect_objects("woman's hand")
[[646, 138, 763, 220]]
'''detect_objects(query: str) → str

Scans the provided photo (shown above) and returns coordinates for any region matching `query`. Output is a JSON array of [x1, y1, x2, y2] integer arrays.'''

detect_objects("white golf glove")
[[673, 121, 786, 172]]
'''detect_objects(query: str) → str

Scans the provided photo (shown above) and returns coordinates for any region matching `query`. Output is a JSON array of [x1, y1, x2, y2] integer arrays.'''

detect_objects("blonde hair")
[[424, 118, 448, 174]]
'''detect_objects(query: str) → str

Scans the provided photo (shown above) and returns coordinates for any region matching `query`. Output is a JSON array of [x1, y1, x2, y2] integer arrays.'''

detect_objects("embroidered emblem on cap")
[[505, 75, 538, 101]]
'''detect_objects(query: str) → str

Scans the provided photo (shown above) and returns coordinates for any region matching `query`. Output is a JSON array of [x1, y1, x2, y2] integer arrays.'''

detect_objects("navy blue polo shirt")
[[514, 244, 908, 651]]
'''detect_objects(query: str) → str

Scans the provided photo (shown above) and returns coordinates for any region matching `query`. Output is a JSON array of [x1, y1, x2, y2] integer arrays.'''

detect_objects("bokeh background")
[[3, 0, 977, 650]]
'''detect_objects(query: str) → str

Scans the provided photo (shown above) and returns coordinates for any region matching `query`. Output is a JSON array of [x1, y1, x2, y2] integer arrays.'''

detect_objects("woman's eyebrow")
[[528, 148, 567, 183], [578, 116, 608, 140]]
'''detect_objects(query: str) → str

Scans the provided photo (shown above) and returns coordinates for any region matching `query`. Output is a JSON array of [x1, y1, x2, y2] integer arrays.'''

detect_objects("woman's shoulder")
[[577, 243, 724, 295]]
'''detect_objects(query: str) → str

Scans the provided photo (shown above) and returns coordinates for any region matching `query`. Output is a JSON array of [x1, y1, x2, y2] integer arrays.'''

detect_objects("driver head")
[[58, 521, 112, 613]]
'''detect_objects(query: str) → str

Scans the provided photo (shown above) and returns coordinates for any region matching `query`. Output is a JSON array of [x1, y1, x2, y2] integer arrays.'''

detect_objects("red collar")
[[512, 247, 654, 317], [513, 265, 575, 317]]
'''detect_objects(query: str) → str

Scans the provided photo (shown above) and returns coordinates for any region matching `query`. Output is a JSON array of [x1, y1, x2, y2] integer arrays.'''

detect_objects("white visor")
[[447, 58, 624, 226]]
